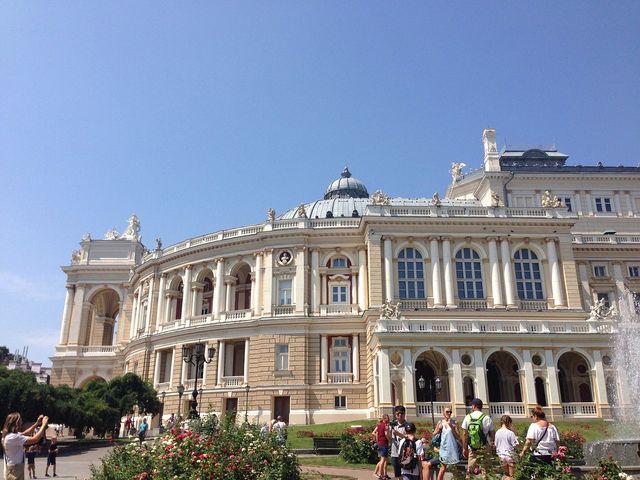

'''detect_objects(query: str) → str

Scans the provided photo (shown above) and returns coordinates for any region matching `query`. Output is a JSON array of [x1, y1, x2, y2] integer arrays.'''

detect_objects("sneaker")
[[45, 475, 50, 478], [53, 475, 58, 478]]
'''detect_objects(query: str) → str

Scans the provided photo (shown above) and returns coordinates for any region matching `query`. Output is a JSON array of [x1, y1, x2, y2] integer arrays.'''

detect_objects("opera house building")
[[51, 129, 640, 425]]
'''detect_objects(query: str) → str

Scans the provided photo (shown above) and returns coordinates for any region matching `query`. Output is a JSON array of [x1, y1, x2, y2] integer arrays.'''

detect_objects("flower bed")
[[90, 416, 300, 480]]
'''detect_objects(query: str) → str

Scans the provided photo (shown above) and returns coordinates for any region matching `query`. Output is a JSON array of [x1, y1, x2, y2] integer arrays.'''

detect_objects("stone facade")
[[51, 130, 640, 425]]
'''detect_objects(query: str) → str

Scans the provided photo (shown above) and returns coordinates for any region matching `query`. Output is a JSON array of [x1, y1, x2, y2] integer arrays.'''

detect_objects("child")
[[25, 444, 38, 479], [44, 436, 58, 477], [398, 422, 423, 480], [495, 415, 518, 480]]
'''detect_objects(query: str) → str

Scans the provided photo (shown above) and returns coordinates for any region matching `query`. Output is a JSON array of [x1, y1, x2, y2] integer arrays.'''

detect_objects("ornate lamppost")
[[418, 375, 442, 427], [159, 391, 166, 432], [182, 342, 216, 419], [244, 384, 250, 424], [177, 384, 185, 421]]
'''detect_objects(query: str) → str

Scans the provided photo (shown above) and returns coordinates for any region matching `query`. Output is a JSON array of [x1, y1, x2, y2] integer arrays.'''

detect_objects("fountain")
[[584, 289, 640, 469]]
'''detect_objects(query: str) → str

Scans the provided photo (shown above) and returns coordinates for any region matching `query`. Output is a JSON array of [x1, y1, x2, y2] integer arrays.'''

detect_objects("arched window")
[[514, 249, 544, 300], [398, 248, 425, 299], [455, 248, 484, 299]]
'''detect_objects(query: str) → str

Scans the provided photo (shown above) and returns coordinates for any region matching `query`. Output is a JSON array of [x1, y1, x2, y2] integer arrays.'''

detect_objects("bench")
[[312, 437, 341, 455]]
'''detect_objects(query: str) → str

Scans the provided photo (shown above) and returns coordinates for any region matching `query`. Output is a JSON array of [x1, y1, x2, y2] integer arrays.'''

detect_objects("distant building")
[[51, 129, 640, 424], [6, 356, 52, 384]]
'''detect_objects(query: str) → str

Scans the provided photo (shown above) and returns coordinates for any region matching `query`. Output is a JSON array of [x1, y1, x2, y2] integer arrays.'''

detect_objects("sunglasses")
[[444, 411, 452, 414]]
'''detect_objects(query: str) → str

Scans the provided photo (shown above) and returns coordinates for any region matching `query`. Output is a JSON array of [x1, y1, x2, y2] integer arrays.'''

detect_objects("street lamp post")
[[244, 384, 250, 424], [177, 384, 185, 421], [182, 341, 216, 419], [159, 391, 166, 432], [418, 375, 442, 427]]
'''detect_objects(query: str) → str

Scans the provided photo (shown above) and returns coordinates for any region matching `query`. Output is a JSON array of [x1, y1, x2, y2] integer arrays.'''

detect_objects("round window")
[[461, 354, 472, 366], [602, 355, 612, 367], [577, 364, 588, 374], [532, 354, 543, 366]]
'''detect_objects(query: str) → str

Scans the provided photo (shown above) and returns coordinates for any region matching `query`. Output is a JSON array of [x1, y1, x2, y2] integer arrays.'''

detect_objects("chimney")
[[482, 128, 500, 172]]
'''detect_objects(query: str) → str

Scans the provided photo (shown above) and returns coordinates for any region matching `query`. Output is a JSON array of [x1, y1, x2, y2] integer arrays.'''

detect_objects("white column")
[[383, 237, 394, 302], [577, 262, 591, 310], [501, 239, 516, 307], [522, 350, 538, 406], [430, 238, 443, 307], [216, 340, 225, 386], [488, 238, 504, 307], [311, 249, 320, 313], [145, 276, 155, 333], [592, 350, 609, 407], [403, 349, 415, 406], [263, 250, 273, 315], [225, 278, 235, 312], [190, 284, 201, 317], [213, 259, 225, 319], [350, 274, 358, 308], [253, 253, 263, 315], [153, 350, 162, 385], [129, 289, 140, 338], [320, 274, 327, 306], [58, 285, 75, 344], [546, 238, 565, 307], [614, 193, 622, 216], [169, 349, 175, 388], [358, 248, 369, 310], [612, 262, 627, 301], [584, 192, 593, 216], [320, 335, 328, 383], [575, 193, 583, 216], [451, 350, 465, 409], [473, 349, 488, 403], [67, 285, 86, 345], [295, 248, 306, 313], [442, 238, 455, 307], [181, 265, 193, 320], [156, 274, 167, 326], [625, 192, 634, 217], [378, 349, 392, 405], [164, 293, 173, 324], [243, 338, 250, 384], [352, 334, 360, 382], [544, 350, 561, 407]]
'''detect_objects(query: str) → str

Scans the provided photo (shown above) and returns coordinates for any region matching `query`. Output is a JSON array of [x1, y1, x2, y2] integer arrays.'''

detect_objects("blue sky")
[[1, 2, 639, 365]]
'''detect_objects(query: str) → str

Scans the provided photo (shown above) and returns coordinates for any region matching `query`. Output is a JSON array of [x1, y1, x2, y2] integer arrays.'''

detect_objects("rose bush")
[[90, 415, 300, 479]]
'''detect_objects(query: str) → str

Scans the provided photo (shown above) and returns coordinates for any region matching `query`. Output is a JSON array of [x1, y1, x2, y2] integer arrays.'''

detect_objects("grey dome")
[[324, 167, 369, 199], [279, 197, 371, 220]]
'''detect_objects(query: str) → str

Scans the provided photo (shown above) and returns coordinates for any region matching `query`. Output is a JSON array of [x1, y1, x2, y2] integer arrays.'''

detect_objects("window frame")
[[593, 265, 608, 278], [275, 344, 289, 371], [397, 247, 426, 300], [277, 278, 293, 305], [330, 336, 351, 373], [595, 197, 613, 213], [455, 248, 485, 300], [514, 249, 545, 300], [334, 395, 347, 409]]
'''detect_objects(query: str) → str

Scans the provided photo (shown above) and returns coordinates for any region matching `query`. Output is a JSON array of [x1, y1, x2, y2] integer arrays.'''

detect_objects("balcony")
[[79, 346, 117, 356], [489, 402, 527, 417], [399, 299, 429, 310], [562, 402, 597, 417], [320, 304, 359, 315], [221, 309, 252, 321], [327, 373, 353, 384], [518, 300, 548, 311], [273, 305, 295, 316], [221, 376, 245, 388], [458, 299, 488, 310]]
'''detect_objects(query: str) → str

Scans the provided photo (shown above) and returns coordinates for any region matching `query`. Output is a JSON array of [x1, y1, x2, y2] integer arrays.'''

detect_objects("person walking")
[[43, 437, 58, 477], [24, 446, 37, 479], [519, 406, 559, 464], [2, 413, 49, 480], [433, 407, 460, 480], [372, 413, 391, 480], [137, 418, 148, 446], [390, 406, 409, 480], [272, 416, 288, 444], [460, 398, 494, 479], [397, 422, 422, 480]]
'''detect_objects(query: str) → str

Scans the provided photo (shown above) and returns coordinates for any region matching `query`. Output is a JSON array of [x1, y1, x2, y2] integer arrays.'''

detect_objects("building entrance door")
[[225, 398, 238, 423], [273, 396, 290, 423]]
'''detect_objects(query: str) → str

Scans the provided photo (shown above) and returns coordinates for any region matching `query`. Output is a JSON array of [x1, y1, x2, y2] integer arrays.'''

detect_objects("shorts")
[[498, 454, 516, 467], [422, 457, 440, 468], [47, 454, 57, 466], [26, 458, 35, 466], [4, 463, 25, 480], [532, 454, 553, 464], [392, 456, 402, 478], [377, 445, 389, 457]]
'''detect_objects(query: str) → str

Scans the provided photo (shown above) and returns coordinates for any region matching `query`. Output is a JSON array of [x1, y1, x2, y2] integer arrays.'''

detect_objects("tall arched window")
[[514, 249, 544, 300], [398, 248, 425, 299], [455, 248, 484, 299]]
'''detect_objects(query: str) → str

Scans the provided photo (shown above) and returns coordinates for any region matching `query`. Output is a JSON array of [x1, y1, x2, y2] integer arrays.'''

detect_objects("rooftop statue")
[[541, 190, 563, 208], [588, 297, 614, 321], [81, 233, 91, 242], [71, 249, 81, 264], [295, 204, 308, 219], [104, 228, 119, 240], [450, 162, 466, 183], [491, 191, 502, 207], [155, 237, 163, 250], [267, 208, 276, 222], [122, 213, 141, 240], [431, 192, 442, 207], [371, 190, 391, 206], [380, 300, 402, 320]]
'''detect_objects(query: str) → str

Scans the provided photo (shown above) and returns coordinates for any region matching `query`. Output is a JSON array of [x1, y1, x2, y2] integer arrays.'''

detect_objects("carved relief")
[[380, 300, 402, 320], [491, 192, 502, 207], [371, 190, 391, 206], [277, 250, 293, 266], [541, 190, 563, 208]]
